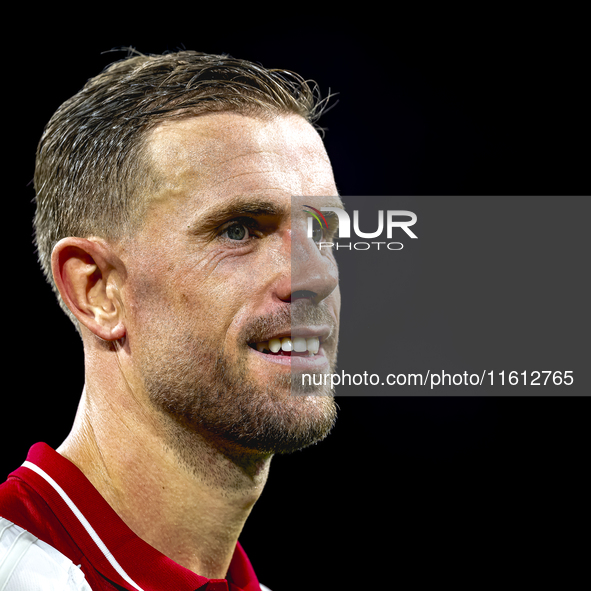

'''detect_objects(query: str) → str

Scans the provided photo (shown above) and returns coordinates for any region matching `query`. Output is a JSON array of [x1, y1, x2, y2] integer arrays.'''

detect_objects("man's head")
[[37, 50, 341, 457], [34, 50, 328, 326]]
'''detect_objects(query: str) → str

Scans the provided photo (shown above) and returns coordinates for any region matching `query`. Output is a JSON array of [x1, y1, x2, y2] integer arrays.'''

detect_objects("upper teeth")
[[256, 337, 320, 354]]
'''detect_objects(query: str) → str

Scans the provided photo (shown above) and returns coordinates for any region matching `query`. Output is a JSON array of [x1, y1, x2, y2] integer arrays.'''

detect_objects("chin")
[[226, 393, 338, 455]]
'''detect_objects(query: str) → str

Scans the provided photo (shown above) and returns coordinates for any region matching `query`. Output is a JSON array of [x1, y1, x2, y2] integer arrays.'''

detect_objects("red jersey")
[[0, 443, 269, 591]]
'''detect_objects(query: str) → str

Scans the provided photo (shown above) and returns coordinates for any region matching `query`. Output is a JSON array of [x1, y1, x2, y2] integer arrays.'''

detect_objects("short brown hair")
[[33, 49, 330, 330]]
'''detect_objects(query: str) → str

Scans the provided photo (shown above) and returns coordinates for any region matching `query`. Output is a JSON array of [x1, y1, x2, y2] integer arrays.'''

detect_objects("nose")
[[274, 223, 339, 305]]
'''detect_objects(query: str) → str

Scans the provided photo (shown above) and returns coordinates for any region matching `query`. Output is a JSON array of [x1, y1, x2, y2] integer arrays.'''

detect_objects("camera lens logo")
[[303, 205, 329, 231]]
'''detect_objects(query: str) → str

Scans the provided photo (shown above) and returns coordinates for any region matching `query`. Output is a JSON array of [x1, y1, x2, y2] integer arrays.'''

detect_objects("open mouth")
[[248, 336, 320, 357]]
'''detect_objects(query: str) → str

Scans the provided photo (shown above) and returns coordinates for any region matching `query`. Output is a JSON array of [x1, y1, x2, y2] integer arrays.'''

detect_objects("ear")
[[51, 237, 126, 341]]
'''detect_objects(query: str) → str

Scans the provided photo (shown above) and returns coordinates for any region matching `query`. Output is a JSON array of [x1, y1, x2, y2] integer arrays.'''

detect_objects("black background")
[[5, 10, 590, 588]]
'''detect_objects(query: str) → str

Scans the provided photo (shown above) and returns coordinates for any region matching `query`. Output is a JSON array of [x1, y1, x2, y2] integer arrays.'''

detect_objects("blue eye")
[[224, 223, 250, 241]]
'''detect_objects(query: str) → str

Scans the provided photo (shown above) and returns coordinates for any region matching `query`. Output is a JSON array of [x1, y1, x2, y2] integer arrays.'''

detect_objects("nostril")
[[290, 290, 317, 302]]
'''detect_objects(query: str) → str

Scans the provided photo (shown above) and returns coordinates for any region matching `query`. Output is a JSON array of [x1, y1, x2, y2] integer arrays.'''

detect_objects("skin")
[[52, 111, 342, 579]]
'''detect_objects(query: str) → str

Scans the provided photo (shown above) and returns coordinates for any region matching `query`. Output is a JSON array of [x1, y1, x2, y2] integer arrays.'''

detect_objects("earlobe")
[[51, 237, 126, 341]]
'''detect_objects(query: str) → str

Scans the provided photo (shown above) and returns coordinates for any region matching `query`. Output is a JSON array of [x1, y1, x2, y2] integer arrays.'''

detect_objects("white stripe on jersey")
[[13, 462, 273, 591], [0, 517, 92, 590], [21, 460, 145, 591]]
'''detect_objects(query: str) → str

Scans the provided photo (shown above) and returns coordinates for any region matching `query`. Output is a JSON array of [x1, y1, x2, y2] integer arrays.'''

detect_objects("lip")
[[247, 325, 333, 345]]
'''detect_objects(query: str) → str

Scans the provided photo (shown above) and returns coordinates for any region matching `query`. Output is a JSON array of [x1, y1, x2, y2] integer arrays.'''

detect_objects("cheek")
[[200, 243, 282, 301], [122, 238, 283, 342]]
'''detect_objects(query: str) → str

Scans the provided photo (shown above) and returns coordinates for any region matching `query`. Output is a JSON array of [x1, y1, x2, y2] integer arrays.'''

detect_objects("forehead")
[[145, 111, 337, 207]]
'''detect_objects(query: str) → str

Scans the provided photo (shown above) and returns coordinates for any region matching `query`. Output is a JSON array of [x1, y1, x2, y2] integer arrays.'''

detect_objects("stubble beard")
[[138, 313, 338, 464]]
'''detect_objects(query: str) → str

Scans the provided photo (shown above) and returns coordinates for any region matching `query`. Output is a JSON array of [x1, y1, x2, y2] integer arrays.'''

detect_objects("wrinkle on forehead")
[[143, 111, 333, 206]]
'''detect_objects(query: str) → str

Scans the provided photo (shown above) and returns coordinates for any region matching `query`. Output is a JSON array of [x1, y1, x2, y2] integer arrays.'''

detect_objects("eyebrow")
[[321, 199, 346, 210], [191, 195, 344, 232], [191, 197, 289, 232]]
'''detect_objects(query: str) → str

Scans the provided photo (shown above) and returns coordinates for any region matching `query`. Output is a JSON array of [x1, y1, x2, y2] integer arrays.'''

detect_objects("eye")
[[218, 219, 259, 243], [308, 212, 337, 244], [223, 223, 250, 241], [311, 223, 324, 243]]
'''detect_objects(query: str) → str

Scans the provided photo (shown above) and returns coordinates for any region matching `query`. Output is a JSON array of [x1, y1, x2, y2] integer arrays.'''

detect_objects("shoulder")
[[0, 474, 75, 558], [0, 474, 47, 528], [0, 517, 92, 590]]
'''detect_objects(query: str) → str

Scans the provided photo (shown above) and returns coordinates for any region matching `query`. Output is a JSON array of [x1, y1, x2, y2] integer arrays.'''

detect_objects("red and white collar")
[[10, 443, 263, 591]]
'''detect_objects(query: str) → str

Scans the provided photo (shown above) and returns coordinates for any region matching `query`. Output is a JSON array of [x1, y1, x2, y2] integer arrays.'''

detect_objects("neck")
[[58, 378, 271, 579]]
